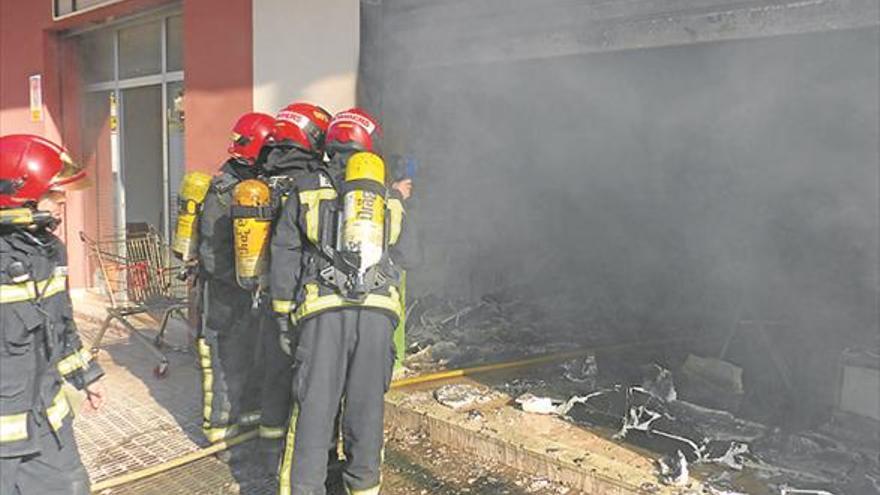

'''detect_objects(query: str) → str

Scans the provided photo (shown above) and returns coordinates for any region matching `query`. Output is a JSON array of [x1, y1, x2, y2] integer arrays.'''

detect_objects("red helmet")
[[325, 108, 382, 157], [270, 103, 331, 153], [0, 135, 86, 208], [228, 112, 275, 164]]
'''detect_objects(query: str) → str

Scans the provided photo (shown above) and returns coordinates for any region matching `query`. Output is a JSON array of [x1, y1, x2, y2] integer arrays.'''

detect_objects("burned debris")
[[413, 296, 878, 494], [434, 384, 505, 411]]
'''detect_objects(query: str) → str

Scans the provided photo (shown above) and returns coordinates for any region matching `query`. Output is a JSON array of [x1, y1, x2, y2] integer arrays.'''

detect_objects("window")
[[54, 0, 123, 18], [76, 16, 183, 83], [118, 22, 162, 79], [166, 16, 184, 72], [78, 30, 114, 84]]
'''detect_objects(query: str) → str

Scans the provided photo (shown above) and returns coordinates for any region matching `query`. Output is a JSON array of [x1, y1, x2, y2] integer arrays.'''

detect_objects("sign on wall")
[[29, 75, 42, 123], [109, 92, 118, 134]]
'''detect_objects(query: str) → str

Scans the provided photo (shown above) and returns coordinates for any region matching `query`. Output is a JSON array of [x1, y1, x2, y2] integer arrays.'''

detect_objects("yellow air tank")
[[341, 152, 387, 273], [171, 171, 212, 261], [232, 179, 272, 290]]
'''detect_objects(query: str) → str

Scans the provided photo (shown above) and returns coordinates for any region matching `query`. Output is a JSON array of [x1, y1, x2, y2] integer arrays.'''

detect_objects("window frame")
[[53, 0, 127, 20]]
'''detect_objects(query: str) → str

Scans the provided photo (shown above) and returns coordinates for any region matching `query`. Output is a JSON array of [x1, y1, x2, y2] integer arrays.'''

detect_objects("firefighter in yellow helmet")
[[270, 109, 418, 495], [194, 113, 274, 443], [0, 135, 106, 494]]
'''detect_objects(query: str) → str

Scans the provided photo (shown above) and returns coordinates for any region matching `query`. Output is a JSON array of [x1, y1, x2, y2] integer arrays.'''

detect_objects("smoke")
[[361, 3, 879, 414]]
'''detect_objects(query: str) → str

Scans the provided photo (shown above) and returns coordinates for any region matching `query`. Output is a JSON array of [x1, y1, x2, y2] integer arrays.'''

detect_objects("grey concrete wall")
[[381, 0, 879, 68]]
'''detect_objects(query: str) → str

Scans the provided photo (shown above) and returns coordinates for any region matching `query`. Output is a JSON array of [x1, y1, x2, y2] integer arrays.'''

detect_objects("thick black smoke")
[[360, 2, 879, 416]]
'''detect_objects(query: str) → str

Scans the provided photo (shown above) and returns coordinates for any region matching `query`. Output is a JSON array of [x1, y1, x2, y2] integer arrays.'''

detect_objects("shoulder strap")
[[212, 172, 239, 194]]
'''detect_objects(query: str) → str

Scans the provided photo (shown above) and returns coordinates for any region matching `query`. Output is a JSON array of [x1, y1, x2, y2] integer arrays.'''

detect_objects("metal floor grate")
[[72, 316, 207, 485]]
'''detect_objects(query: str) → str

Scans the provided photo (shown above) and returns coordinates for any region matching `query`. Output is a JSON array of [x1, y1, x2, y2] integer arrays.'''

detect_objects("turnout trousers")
[[278, 308, 395, 495], [197, 278, 263, 442], [258, 313, 294, 467], [0, 421, 89, 495]]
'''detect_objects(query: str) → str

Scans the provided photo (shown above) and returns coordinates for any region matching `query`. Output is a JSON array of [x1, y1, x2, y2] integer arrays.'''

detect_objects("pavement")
[[70, 290, 272, 494]]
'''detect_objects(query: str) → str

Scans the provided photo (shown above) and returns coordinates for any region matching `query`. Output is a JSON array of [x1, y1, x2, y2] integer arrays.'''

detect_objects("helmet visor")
[[51, 152, 90, 191]]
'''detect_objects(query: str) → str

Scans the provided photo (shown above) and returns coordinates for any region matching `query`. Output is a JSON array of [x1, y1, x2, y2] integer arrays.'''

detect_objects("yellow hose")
[[91, 337, 692, 492], [90, 429, 258, 493], [391, 337, 694, 389]]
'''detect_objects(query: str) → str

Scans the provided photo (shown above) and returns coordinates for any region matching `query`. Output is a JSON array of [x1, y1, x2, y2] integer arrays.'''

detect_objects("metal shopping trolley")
[[80, 227, 190, 377]]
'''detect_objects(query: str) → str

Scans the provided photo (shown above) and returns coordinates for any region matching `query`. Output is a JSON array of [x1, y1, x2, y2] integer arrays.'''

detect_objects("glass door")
[[121, 85, 164, 234], [166, 81, 185, 233], [75, 11, 184, 240], [80, 90, 126, 251]]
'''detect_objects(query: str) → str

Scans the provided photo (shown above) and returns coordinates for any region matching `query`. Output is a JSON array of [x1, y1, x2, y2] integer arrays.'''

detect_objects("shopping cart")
[[80, 228, 190, 377]]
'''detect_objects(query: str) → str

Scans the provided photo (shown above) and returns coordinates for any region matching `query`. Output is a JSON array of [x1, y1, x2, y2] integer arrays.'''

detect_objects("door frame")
[[77, 9, 184, 240]]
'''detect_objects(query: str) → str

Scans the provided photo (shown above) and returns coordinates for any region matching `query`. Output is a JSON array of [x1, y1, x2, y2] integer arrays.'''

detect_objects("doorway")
[[75, 10, 184, 240]]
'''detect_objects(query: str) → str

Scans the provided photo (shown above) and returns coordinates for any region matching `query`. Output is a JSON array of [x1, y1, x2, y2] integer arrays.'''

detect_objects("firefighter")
[[255, 102, 332, 472], [271, 108, 418, 495], [195, 112, 274, 443], [0, 134, 106, 494]]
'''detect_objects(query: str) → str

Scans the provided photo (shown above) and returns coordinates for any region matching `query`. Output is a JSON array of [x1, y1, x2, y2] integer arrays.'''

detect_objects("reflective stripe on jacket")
[[0, 389, 71, 444]]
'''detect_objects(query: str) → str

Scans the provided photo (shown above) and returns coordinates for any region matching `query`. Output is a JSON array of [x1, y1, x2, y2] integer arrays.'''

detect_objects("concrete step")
[[385, 378, 704, 495]]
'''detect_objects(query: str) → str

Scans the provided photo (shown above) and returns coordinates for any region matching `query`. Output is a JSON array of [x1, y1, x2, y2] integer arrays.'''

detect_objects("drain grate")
[[72, 317, 207, 485]]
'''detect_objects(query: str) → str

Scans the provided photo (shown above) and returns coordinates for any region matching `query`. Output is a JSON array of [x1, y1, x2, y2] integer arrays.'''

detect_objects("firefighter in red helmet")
[[0, 134, 106, 494], [193, 112, 274, 444], [325, 108, 412, 200], [271, 108, 418, 495], [246, 102, 334, 472]]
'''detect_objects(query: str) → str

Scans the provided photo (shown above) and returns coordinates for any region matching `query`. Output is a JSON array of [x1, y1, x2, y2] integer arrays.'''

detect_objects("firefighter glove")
[[277, 315, 294, 356]]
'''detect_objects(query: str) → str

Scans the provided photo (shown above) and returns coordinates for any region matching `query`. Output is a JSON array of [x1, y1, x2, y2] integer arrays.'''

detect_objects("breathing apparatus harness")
[[313, 152, 400, 303]]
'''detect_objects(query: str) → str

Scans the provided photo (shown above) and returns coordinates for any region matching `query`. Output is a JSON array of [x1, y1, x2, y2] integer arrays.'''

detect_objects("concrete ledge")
[[385, 383, 703, 494], [384, 0, 880, 68]]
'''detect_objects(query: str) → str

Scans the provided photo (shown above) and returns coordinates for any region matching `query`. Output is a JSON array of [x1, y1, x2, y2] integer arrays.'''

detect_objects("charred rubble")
[[407, 294, 880, 494]]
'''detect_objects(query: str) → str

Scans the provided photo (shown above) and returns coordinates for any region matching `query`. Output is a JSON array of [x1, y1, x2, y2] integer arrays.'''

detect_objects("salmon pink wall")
[[183, 0, 253, 173], [0, 0, 216, 288], [0, 1, 53, 138]]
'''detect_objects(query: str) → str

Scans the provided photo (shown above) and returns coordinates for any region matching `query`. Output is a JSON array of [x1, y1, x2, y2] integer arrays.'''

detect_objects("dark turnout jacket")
[[0, 226, 103, 457]]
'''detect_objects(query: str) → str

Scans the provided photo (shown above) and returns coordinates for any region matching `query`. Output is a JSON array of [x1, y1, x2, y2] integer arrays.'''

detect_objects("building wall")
[[0, 1, 53, 138], [2, 0, 360, 287], [0, 0, 254, 286], [183, 0, 253, 172], [0, 0, 174, 137], [252, 0, 359, 115]]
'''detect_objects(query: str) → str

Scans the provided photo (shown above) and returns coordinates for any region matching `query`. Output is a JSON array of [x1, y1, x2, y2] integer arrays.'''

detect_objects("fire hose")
[[90, 337, 695, 492]]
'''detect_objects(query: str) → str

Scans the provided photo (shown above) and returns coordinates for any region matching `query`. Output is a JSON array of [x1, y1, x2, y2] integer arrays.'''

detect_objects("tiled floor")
[[71, 295, 249, 490], [70, 292, 294, 494]]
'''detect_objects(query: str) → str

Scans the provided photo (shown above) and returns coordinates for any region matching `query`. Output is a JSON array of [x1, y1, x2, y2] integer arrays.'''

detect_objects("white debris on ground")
[[641, 363, 677, 402], [514, 393, 563, 415], [433, 384, 504, 411], [779, 487, 837, 495], [657, 450, 690, 487], [408, 294, 879, 495]]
